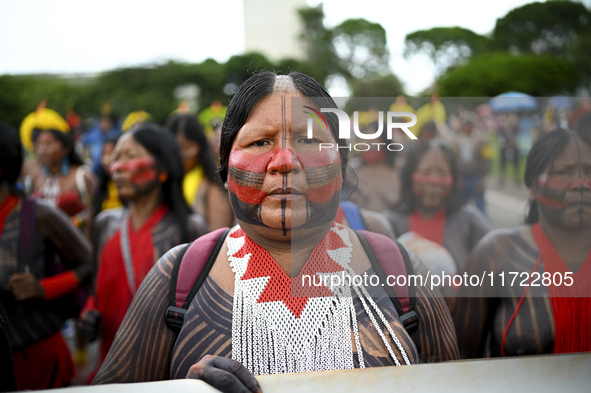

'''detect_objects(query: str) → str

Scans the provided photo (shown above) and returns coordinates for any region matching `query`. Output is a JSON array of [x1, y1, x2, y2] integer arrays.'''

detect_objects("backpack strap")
[[339, 201, 366, 230], [356, 230, 418, 334], [165, 227, 230, 334]]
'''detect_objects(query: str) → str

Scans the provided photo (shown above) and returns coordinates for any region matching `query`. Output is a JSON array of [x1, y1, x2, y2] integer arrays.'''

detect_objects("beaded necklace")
[[227, 223, 410, 375]]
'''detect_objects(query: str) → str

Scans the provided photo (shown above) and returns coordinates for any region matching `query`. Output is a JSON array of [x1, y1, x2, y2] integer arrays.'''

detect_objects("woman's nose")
[[267, 148, 302, 174]]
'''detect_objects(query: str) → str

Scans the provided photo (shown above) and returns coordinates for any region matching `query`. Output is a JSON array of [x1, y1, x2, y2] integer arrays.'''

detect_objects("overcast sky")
[[0, 0, 586, 94]]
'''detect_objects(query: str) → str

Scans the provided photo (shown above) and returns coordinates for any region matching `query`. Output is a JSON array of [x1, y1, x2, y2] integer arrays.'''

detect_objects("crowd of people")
[[0, 71, 590, 392]]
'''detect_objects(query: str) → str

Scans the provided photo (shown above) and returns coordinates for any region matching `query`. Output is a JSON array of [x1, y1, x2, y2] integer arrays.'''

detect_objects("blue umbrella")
[[489, 92, 538, 113], [548, 96, 572, 109]]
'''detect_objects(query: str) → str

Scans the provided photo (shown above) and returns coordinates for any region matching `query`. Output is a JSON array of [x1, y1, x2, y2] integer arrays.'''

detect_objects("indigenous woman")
[[92, 73, 458, 391], [383, 141, 492, 274], [79, 124, 207, 369], [454, 128, 591, 358], [0, 123, 93, 390], [23, 127, 97, 230], [166, 113, 234, 230]]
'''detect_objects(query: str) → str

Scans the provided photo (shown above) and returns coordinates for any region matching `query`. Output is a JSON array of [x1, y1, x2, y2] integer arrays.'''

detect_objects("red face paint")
[[537, 173, 591, 190], [110, 157, 158, 185], [228, 150, 273, 205], [412, 173, 454, 186], [536, 173, 591, 209]]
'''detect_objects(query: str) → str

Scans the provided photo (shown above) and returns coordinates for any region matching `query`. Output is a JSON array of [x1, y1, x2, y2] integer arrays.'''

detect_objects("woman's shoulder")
[[467, 225, 534, 268], [93, 207, 126, 238], [95, 207, 126, 224]]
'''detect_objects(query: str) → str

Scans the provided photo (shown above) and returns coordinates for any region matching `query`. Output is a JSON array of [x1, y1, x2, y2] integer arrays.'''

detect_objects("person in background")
[[384, 141, 492, 272], [454, 127, 591, 358], [348, 121, 401, 213], [455, 119, 492, 214], [0, 122, 93, 390], [79, 111, 120, 176], [165, 113, 234, 230], [23, 127, 97, 231], [79, 123, 208, 375], [383, 141, 492, 313]]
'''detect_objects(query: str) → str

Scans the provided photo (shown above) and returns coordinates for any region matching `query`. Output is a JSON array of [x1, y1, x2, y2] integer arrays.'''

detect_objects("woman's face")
[[177, 133, 200, 173], [411, 148, 453, 213], [34, 131, 68, 168], [227, 91, 342, 240], [110, 133, 160, 201], [533, 137, 591, 231]]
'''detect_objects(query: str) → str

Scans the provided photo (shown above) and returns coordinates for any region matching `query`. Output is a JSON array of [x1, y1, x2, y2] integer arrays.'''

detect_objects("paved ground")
[[484, 175, 530, 228]]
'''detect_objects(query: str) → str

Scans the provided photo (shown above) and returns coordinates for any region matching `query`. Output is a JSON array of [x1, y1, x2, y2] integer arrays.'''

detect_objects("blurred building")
[[243, 0, 306, 61]]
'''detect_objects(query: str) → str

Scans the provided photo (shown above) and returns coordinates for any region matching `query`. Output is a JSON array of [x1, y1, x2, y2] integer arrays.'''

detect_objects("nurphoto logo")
[[303, 106, 418, 152]]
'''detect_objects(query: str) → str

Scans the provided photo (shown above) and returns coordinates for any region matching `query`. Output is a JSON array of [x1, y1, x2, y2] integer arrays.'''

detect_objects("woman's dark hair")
[[524, 127, 591, 224], [0, 122, 24, 194], [165, 113, 219, 184], [396, 140, 462, 215], [92, 136, 120, 218], [129, 123, 193, 243], [218, 71, 349, 184], [32, 128, 84, 167]]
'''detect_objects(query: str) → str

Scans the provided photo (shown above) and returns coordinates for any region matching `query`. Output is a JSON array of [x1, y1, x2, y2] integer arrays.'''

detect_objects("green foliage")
[[297, 5, 339, 85], [405, 27, 492, 75], [0, 75, 81, 129], [332, 18, 390, 79], [438, 52, 580, 96], [492, 1, 591, 55]]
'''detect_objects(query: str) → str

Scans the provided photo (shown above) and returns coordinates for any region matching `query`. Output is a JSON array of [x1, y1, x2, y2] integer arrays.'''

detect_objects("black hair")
[[165, 113, 220, 184], [218, 71, 349, 184], [524, 127, 591, 224], [92, 135, 120, 218], [128, 123, 193, 243], [32, 128, 84, 167], [396, 140, 462, 215], [0, 122, 24, 193]]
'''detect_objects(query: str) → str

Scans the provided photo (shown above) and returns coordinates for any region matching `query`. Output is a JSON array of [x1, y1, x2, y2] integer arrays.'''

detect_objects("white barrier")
[[37, 353, 591, 393]]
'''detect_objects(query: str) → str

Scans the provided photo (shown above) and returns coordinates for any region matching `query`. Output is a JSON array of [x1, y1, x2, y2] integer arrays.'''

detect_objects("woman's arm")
[[37, 200, 92, 280], [406, 248, 460, 363], [92, 245, 184, 383], [452, 232, 499, 359]]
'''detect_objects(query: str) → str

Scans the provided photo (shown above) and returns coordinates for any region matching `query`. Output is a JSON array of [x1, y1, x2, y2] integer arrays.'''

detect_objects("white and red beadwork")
[[227, 223, 411, 375]]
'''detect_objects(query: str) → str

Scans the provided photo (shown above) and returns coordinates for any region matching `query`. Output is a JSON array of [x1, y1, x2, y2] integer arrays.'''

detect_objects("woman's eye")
[[250, 140, 270, 147], [298, 138, 317, 144]]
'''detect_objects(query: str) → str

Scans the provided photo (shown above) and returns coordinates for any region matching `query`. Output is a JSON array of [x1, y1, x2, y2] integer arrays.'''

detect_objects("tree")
[[437, 52, 580, 97], [404, 27, 492, 75], [332, 19, 391, 80], [297, 5, 340, 85], [492, 1, 591, 55]]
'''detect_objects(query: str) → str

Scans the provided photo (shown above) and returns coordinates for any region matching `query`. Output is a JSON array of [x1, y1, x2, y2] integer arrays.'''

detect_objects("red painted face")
[[110, 157, 157, 185], [533, 138, 591, 231], [411, 148, 453, 212], [227, 92, 342, 236], [110, 133, 160, 200]]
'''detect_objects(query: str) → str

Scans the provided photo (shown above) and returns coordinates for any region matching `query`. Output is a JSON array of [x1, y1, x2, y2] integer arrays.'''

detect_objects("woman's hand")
[[78, 309, 102, 342], [6, 273, 45, 301], [186, 355, 261, 393]]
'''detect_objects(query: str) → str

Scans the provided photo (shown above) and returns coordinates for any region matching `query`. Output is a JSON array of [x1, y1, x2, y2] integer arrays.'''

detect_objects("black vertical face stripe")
[[281, 94, 288, 236]]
